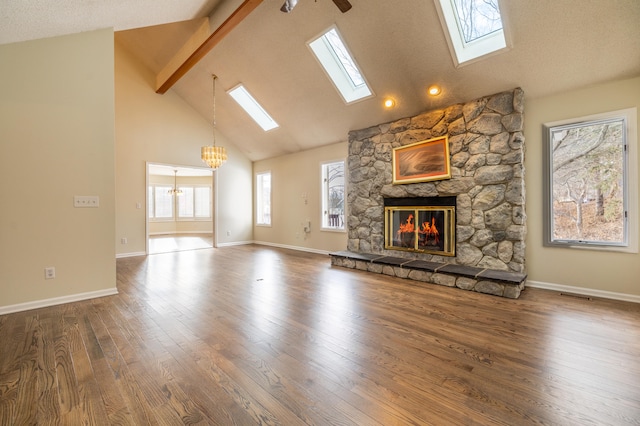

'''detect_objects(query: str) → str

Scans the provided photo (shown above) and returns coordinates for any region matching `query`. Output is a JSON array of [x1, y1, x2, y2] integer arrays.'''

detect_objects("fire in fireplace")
[[384, 197, 456, 256]]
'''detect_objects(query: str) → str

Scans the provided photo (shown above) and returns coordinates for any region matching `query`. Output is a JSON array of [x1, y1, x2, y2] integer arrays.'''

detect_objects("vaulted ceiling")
[[2, 0, 639, 161]]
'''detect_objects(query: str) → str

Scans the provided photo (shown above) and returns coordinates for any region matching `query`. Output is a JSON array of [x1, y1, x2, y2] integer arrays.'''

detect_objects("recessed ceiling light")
[[428, 85, 442, 96], [383, 98, 395, 108]]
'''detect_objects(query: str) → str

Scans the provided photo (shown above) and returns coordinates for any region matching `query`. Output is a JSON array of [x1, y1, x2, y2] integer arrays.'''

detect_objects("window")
[[149, 185, 174, 220], [256, 171, 271, 226], [321, 160, 345, 230], [308, 26, 373, 104], [543, 108, 638, 253], [435, 0, 508, 66], [149, 184, 211, 221], [177, 186, 211, 220], [228, 85, 279, 131]]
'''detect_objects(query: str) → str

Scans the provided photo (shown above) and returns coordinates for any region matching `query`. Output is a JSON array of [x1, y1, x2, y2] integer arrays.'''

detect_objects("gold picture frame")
[[392, 136, 450, 184]]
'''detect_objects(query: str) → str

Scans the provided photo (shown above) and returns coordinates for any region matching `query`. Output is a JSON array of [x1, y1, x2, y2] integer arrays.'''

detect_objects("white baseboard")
[[253, 240, 330, 255], [149, 231, 213, 236], [526, 280, 640, 304], [0, 288, 119, 315], [116, 251, 146, 258], [217, 240, 253, 247]]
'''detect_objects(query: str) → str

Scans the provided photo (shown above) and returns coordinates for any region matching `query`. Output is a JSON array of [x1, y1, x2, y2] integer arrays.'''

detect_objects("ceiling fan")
[[281, 0, 352, 13]]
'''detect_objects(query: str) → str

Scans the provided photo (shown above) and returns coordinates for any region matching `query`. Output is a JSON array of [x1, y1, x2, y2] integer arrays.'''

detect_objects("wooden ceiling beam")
[[155, 0, 264, 94]]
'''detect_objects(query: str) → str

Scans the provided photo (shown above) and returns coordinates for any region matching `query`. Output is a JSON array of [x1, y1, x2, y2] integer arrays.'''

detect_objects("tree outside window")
[[544, 110, 635, 249]]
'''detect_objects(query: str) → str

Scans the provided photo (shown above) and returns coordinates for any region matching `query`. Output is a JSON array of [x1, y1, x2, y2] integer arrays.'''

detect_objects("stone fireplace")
[[331, 88, 528, 298]]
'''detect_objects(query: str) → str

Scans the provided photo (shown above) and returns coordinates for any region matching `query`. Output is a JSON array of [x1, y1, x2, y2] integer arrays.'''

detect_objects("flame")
[[395, 214, 440, 246], [419, 217, 440, 244], [396, 214, 414, 239]]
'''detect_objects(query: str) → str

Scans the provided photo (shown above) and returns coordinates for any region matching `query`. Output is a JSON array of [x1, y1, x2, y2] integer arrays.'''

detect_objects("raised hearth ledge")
[[329, 251, 527, 299]]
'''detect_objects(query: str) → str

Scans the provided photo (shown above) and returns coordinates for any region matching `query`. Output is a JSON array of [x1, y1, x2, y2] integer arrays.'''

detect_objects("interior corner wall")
[[114, 40, 253, 256], [253, 142, 348, 253], [525, 75, 640, 297], [0, 29, 116, 311]]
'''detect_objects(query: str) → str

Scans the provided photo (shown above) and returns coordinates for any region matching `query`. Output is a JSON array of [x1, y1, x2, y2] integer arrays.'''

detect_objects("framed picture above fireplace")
[[392, 136, 451, 184], [385, 206, 455, 256]]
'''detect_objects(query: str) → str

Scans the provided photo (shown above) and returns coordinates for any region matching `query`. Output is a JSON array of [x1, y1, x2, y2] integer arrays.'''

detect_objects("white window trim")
[[256, 171, 272, 227], [434, 0, 511, 67], [320, 159, 347, 233], [228, 84, 279, 132], [307, 25, 374, 104], [149, 184, 175, 222], [543, 107, 638, 254]]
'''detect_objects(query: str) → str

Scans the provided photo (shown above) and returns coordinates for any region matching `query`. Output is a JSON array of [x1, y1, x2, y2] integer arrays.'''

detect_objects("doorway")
[[146, 163, 215, 254]]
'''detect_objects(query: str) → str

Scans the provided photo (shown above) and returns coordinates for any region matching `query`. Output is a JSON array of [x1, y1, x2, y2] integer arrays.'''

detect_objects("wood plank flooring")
[[148, 234, 213, 254], [1, 244, 639, 425]]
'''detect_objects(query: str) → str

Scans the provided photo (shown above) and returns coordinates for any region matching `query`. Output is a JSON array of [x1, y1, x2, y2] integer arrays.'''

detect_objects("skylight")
[[228, 85, 279, 131], [435, 0, 509, 66], [308, 26, 373, 104]]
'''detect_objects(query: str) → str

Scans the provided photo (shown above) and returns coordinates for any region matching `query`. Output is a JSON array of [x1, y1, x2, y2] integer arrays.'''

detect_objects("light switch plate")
[[74, 195, 99, 208]]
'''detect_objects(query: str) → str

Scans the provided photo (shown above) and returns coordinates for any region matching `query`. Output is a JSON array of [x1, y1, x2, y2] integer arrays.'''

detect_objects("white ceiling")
[[2, 0, 640, 161], [0, 0, 222, 45]]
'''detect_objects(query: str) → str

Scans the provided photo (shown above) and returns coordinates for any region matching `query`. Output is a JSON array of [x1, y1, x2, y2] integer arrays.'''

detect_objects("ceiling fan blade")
[[332, 0, 352, 13], [280, 0, 299, 13]]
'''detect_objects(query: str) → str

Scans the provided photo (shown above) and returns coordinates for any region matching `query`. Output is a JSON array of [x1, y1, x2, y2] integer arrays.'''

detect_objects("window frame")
[[148, 183, 211, 222], [543, 107, 638, 253], [256, 171, 272, 227], [434, 0, 510, 67], [307, 25, 373, 104], [176, 184, 212, 221], [148, 184, 175, 222], [227, 84, 279, 131], [320, 159, 346, 232]]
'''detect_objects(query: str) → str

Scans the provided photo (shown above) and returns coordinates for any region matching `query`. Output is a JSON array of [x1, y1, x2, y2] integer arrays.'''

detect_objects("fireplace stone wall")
[[347, 88, 526, 273]]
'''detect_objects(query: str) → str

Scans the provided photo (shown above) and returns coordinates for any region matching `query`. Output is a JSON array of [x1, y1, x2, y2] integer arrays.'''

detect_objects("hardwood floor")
[[148, 233, 213, 254], [1, 245, 639, 425]]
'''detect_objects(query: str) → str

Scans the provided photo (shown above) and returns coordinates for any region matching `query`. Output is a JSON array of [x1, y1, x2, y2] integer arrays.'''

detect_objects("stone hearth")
[[330, 251, 526, 298]]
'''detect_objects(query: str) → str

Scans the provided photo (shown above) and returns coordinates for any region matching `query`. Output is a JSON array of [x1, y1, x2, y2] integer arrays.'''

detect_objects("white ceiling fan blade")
[[280, 0, 299, 13]]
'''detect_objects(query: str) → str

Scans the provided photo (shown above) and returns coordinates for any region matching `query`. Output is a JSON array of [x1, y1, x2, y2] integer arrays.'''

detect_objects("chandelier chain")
[[201, 73, 227, 169], [212, 74, 217, 146]]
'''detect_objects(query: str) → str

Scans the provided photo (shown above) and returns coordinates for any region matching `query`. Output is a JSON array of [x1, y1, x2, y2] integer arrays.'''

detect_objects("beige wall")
[[115, 40, 253, 256], [525, 76, 640, 298], [253, 142, 348, 253], [0, 29, 116, 311]]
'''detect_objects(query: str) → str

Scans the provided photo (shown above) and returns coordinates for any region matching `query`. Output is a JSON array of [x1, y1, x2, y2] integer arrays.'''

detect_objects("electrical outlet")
[[121, 238, 128, 244], [44, 267, 55, 279], [226, 231, 231, 236]]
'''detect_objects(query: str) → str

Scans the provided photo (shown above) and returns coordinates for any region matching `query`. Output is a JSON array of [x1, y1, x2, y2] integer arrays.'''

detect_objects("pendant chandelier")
[[201, 74, 228, 169], [168, 169, 183, 196]]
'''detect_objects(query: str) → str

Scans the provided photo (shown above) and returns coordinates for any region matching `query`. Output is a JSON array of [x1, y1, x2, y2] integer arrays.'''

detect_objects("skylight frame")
[[227, 84, 279, 132], [434, 0, 510, 67], [307, 25, 374, 104]]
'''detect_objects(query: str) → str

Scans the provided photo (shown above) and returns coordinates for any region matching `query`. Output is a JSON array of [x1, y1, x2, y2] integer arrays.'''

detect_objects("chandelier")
[[168, 169, 183, 196], [201, 74, 228, 169]]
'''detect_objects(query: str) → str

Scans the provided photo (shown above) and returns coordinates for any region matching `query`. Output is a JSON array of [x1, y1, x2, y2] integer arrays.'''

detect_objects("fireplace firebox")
[[384, 197, 456, 257]]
